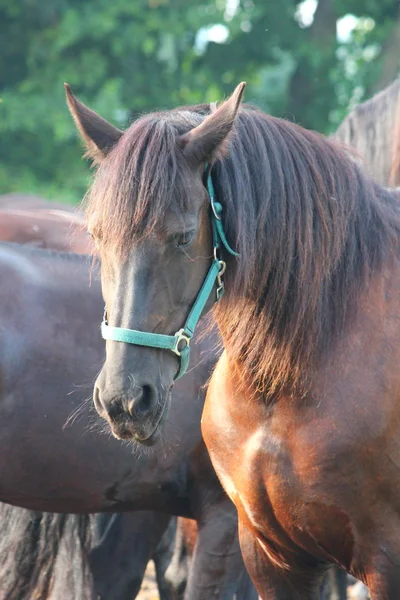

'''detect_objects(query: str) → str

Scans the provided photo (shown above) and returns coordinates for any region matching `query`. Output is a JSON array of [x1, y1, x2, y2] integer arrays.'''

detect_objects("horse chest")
[[204, 374, 355, 564]]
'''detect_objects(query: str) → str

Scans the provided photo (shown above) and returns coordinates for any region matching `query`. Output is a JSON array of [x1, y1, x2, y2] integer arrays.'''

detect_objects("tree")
[[0, 0, 399, 203]]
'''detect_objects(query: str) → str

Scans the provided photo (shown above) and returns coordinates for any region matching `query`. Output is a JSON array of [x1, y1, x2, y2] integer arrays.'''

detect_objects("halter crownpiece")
[[101, 167, 239, 379]]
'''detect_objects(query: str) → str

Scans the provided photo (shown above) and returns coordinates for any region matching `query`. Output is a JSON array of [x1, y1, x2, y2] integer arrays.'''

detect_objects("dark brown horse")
[[67, 81, 400, 599], [334, 77, 400, 186], [0, 242, 254, 599]]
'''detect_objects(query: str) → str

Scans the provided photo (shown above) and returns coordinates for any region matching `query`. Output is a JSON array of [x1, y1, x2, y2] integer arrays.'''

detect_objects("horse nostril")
[[127, 385, 155, 418], [93, 385, 105, 417]]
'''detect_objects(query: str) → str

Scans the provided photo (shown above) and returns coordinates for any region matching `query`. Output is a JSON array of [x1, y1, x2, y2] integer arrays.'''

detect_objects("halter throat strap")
[[101, 168, 238, 379]]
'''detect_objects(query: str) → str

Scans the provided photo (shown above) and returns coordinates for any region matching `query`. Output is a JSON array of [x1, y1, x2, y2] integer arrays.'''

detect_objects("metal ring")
[[210, 197, 222, 221]]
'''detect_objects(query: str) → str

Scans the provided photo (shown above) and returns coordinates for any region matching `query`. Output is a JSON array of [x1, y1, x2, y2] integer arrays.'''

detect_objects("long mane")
[[86, 101, 400, 396]]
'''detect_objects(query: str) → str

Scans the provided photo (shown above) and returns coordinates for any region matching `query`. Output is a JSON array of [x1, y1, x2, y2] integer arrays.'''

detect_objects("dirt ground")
[[136, 564, 371, 600], [136, 563, 159, 600]]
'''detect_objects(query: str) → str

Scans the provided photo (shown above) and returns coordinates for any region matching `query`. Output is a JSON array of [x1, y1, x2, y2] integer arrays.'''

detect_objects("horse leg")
[[165, 518, 192, 599], [153, 518, 177, 600], [184, 498, 258, 600], [320, 566, 347, 600], [238, 522, 326, 600], [89, 511, 170, 599]]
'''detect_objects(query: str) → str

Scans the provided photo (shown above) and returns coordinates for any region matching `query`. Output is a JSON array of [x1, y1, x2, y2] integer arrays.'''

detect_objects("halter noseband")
[[101, 168, 239, 379]]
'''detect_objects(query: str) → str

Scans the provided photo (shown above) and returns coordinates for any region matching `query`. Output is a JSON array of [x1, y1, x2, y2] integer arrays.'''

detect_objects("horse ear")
[[64, 83, 123, 164], [179, 82, 246, 165]]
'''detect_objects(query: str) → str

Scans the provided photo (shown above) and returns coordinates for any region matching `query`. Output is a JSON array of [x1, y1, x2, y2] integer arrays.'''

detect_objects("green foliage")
[[0, 0, 399, 203]]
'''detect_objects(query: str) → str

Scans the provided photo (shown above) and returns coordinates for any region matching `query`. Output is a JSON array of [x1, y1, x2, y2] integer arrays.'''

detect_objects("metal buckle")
[[216, 260, 226, 300], [172, 329, 191, 356]]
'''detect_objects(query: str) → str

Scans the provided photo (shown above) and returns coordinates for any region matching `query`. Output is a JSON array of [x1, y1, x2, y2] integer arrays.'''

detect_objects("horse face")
[[65, 81, 245, 444], [93, 195, 212, 445]]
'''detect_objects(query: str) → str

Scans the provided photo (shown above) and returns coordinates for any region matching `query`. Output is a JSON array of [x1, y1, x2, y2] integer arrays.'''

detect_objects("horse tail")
[[389, 86, 400, 186], [0, 503, 94, 600]]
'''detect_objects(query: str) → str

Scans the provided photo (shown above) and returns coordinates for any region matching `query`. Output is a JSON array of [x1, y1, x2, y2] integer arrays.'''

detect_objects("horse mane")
[[85, 101, 400, 396], [335, 78, 400, 187], [0, 504, 94, 599]]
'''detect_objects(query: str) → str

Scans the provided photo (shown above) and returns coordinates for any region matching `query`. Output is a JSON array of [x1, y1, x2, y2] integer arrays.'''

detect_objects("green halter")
[[101, 168, 239, 379]]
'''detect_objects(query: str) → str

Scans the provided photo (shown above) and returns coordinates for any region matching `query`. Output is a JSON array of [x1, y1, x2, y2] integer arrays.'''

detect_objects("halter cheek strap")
[[101, 169, 239, 380]]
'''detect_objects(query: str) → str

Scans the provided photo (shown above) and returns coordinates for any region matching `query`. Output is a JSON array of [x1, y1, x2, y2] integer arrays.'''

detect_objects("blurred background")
[[1, 0, 399, 204]]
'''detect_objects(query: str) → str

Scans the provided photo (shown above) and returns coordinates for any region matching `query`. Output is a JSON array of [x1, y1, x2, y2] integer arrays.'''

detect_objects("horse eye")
[[173, 230, 195, 248]]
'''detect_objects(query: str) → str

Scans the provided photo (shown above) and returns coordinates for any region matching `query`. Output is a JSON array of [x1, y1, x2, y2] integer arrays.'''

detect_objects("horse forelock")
[[210, 108, 400, 398], [84, 107, 208, 255]]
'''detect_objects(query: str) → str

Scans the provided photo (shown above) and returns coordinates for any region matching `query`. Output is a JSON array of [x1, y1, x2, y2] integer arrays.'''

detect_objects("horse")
[[334, 77, 400, 186], [0, 241, 255, 599], [0, 207, 91, 253], [67, 80, 400, 599]]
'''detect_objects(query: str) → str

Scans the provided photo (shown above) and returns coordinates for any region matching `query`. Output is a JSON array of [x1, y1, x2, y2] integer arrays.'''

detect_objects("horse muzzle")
[[93, 380, 169, 445]]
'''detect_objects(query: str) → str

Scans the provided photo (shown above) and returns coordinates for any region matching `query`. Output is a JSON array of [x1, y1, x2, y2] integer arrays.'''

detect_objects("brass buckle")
[[172, 329, 191, 356]]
